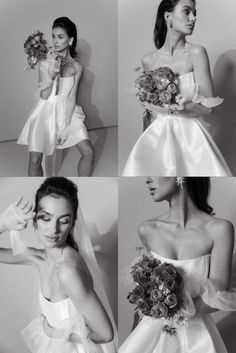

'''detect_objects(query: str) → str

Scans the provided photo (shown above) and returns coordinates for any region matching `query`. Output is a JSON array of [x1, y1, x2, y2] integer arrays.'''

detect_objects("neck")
[[56, 47, 71, 60], [45, 245, 65, 264], [162, 30, 186, 56], [167, 190, 199, 227]]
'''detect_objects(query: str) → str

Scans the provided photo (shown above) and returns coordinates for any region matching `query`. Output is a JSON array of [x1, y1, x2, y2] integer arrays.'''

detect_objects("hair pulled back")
[[34, 177, 79, 251], [154, 0, 195, 49], [53, 17, 78, 58], [185, 177, 213, 215]]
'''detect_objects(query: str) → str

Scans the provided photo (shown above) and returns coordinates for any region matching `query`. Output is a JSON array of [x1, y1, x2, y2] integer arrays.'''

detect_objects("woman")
[[18, 17, 94, 176], [119, 177, 236, 353], [0, 177, 116, 353], [122, 0, 231, 176]]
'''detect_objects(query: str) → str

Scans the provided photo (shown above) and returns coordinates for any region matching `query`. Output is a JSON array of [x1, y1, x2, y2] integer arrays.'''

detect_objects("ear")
[[164, 11, 172, 23]]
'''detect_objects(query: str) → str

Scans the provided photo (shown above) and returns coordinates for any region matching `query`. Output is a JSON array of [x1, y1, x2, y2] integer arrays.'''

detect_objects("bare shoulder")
[[207, 217, 234, 243], [138, 216, 163, 247], [72, 59, 83, 75], [141, 51, 157, 70], [189, 44, 209, 61], [58, 247, 93, 290]]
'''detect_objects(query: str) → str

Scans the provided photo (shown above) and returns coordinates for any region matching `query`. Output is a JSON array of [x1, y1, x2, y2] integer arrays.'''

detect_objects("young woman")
[[119, 177, 236, 353], [0, 177, 117, 353], [122, 0, 232, 176], [18, 17, 94, 176]]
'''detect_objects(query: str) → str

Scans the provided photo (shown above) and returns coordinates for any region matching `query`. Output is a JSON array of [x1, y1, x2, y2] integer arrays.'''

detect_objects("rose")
[[165, 294, 178, 308], [155, 79, 170, 91], [167, 83, 177, 94], [150, 288, 163, 302], [127, 292, 138, 304], [159, 90, 172, 105], [161, 263, 177, 278], [133, 285, 145, 298], [150, 302, 168, 319], [137, 298, 150, 314], [145, 282, 158, 294], [163, 278, 176, 291]]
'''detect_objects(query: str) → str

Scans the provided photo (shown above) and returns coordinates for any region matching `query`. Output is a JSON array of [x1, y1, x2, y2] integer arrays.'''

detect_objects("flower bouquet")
[[135, 67, 184, 114], [24, 30, 49, 70], [127, 252, 186, 335]]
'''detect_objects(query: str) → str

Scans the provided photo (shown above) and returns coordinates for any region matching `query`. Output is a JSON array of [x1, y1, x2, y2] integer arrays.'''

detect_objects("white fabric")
[[17, 70, 89, 155], [120, 252, 236, 353], [122, 72, 232, 176]]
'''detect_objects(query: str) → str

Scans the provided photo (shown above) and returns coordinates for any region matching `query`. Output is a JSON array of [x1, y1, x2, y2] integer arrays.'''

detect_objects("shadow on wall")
[[89, 221, 118, 325], [212, 50, 236, 175]]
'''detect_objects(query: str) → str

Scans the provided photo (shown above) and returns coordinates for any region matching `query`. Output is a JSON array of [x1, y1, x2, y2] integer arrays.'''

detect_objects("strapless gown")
[[122, 72, 231, 176], [17, 75, 89, 155], [22, 291, 116, 353], [119, 252, 236, 353]]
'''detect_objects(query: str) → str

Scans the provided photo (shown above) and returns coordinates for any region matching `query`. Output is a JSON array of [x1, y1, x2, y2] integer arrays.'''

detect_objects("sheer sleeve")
[[192, 85, 223, 108]]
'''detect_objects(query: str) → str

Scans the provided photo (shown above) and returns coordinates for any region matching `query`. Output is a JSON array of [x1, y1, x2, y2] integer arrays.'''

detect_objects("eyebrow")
[[37, 209, 72, 218], [183, 5, 197, 14]]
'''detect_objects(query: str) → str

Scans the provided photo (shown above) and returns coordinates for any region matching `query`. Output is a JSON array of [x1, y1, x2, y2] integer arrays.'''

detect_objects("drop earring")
[[176, 177, 185, 189], [169, 20, 173, 28]]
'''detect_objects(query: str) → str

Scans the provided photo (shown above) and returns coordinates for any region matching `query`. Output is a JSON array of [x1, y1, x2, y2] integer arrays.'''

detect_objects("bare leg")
[[28, 152, 43, 176], [76, 140, 94, 176]]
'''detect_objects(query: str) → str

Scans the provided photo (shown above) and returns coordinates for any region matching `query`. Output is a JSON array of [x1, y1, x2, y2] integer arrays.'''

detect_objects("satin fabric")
[[122, 72, 231, 176], [17, 76, 89, 155], [22, 291, 116, 353], [119, 253, 229, 353]]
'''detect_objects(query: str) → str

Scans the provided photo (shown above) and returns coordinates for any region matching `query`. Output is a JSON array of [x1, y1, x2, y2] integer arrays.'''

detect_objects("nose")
[[145, 177, 153, 184], [189, 12, 196, 22], [49, 220, 59, 234]]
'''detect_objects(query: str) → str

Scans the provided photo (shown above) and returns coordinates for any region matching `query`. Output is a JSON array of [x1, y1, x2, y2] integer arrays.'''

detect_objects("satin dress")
[[119, 252, 236, 353], [122, 72, 231, 176], [17, 74, 89, 156], [22, 290, 116, 353]]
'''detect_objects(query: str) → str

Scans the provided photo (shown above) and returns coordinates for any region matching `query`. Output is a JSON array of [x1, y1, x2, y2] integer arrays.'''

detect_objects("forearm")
[[194, 296, 218, 315], [40, 79, 55, 100], [179, 102, 212, 118]]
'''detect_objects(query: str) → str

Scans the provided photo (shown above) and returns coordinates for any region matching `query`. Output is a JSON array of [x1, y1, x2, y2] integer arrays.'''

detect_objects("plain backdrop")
[[118, 0, 236, 175], [119, 177, 236, 352], [0, 0, 117, 141], [0, 177, 117, 353]]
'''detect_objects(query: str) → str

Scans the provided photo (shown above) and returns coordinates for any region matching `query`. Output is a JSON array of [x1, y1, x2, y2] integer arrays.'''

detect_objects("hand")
[[0, 197, 35, 232], [57, 129, 69, 145], [48, 54, 62, 80]]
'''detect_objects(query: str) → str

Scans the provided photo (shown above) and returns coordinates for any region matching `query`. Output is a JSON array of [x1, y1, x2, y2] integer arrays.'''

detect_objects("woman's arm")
[[180, 45, 214, 118], [59, 257, 114, 344], [194, 220, 234, 315]]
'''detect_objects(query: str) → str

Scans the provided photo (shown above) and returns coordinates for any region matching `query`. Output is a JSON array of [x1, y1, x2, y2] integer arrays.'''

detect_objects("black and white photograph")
[[0, 177, 117, 353], [0, 0, 117, 176], [119, 0, 236, 176], [119, 177, 236, 353]]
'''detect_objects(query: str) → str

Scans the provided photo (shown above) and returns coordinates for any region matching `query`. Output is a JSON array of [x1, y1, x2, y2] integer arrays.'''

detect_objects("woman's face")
[[146, 177, 179, 202], [52, 27, 71, 52], [35, 194, 74, 248], [168, 0, 196, 35]]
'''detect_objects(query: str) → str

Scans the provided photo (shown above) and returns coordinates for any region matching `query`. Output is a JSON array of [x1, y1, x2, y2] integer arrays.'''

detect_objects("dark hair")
[[34, 177, 79, 251], [185, 177, 214, 215], [52, 17, 78, 58], [154, 0, 195, 49]]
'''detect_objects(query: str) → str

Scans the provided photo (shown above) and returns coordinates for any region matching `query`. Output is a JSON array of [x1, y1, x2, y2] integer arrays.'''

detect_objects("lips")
[[149, 188, 156, 194], [45, 235, 59, 242]]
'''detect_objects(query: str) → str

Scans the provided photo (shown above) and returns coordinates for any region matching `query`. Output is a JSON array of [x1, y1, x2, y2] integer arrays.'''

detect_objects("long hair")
[[154, 0, 195, 49], [34, 177, 79, 251], [52, 17, 78, 58], [185, 177, 214, 215]]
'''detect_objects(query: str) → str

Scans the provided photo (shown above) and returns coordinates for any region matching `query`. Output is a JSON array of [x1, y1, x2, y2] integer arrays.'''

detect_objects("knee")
[[81, 145, 94, 162], [29, 155, 42, 167]]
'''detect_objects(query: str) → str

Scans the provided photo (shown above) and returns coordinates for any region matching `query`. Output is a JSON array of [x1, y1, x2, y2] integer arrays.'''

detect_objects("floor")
[[0, 126, 117, 177]]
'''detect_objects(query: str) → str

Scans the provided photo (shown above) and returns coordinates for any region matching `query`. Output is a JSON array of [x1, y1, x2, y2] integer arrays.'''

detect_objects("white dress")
[[122, 72, 232, 176], [119, 252, 236, 353], [17, 68, 89, 156], [22, 290, 116, 353]]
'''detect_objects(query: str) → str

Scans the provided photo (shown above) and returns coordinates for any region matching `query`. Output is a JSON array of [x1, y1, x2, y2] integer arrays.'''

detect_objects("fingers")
[[14, 196, 23, 207]]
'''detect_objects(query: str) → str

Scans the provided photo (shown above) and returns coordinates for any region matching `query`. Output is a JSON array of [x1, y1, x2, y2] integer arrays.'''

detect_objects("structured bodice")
[[151, 251, 210, 298], [47, 75, 76, 102], [39, 291, 80, 328], [178, 71, 195, 103]]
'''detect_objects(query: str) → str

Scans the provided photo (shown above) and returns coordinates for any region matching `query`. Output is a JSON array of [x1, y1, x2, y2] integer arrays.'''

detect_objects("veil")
[[9, 204, 118, 350]]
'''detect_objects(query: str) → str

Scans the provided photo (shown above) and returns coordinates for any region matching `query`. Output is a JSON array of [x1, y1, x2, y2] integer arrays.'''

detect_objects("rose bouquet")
[[127, 252, 186, 335], [24, 30, 49, 70], [135, 66, 184, 114]]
